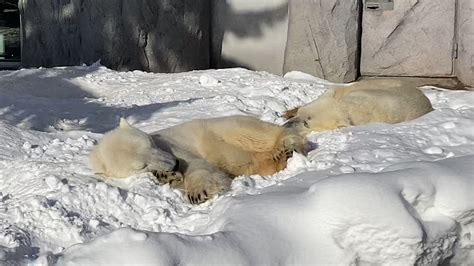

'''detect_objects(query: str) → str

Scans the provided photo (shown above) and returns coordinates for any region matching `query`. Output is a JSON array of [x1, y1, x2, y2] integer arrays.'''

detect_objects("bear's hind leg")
[[209, 116, 287, 153], [201, 126, 305, 177], [200, 135, 260, 176]]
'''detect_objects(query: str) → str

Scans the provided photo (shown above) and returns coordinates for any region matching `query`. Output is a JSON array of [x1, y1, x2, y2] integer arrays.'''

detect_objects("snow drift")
[[53, 156, 474, 265]]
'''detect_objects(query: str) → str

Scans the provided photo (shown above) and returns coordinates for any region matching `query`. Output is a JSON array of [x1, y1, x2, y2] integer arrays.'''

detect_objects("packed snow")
[[0, 64, 473, 265]]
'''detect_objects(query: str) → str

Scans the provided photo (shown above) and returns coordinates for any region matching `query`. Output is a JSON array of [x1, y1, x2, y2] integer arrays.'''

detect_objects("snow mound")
[[283, 70, 337, 85], [49, 156, 473, 265]]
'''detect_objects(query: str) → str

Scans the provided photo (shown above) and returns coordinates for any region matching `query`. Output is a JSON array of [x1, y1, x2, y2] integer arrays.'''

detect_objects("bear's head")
[[283, 89, 351, 135], [90, 118, 183, 186]]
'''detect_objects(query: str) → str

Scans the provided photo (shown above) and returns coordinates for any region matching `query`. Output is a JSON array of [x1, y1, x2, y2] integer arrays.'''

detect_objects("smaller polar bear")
[[90, 116, 304, 204], [283, 79, 433, 135]]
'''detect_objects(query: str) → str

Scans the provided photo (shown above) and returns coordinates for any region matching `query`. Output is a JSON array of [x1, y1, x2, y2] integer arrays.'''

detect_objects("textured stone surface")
[[283, 0, 360, 83], [361, 0, 455, 77], [456, 0, 474, 87], [19, 0, 209, 72]]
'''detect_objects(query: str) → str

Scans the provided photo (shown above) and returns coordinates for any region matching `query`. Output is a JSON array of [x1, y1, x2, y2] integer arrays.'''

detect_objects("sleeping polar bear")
[[283, 79, 433, 135], [90, 116, 304, 204]]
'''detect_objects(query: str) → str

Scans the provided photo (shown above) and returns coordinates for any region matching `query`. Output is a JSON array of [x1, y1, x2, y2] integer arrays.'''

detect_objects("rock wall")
[[360, 0, 456, 77], [283, 0, 360, 83], [18, 0, 209, 72], [456, 0, 474, 87], [15, 0, 473, 86]]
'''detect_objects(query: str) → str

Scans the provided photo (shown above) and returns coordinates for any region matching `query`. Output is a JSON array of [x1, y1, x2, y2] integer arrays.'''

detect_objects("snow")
[[284, 70, 339, 85], [0, 64, 473, 265]]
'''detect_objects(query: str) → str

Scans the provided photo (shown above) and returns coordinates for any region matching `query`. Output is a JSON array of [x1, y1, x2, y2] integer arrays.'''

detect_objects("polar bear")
[[283, 79, 433, 135], [90, 116, 304, 204]]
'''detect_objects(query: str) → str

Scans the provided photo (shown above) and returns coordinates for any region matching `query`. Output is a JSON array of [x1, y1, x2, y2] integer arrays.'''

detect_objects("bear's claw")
[[187, 190, 209, 204], [151, 170, 184, 187], [184, 171, 231, 204]]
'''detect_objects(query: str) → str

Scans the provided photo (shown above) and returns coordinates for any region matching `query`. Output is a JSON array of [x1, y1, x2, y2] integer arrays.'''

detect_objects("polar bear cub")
[[283, 79, 433, 135], [90, 115, 304, 204]]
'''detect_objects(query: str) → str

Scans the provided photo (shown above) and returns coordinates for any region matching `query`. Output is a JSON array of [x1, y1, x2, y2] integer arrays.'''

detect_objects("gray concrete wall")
[[456, 0, 474, 87], [14, 0, 474, 87], [19, 0, 209, 72], [211, 0, 288, 75], [283, 0, 360, 83], [361, 0, 456, 77]]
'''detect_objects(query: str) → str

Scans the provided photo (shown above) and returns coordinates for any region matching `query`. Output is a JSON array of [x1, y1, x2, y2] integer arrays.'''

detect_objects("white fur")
[[90, 116, 304, 204], [89, 118, 177, 178], [284, 79, 434, 135]]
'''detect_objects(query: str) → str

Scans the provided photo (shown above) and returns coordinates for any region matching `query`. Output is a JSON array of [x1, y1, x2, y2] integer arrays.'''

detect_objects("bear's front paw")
[[273, 134, 305, 162], [151, 170, 184, 188], [185, 170, 231, 204], [271, 133, 306, 172]]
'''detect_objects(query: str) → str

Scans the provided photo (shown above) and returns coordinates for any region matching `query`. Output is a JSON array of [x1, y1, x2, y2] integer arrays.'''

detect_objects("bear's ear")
[[119, 117, 132, 129]]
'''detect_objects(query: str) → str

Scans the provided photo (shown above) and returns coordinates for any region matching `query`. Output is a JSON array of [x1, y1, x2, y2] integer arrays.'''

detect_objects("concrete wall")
[[211, 0, 288, 75], [456, 0, 474, 87], [282, 0, 472, 86], [19, 0, 209, 72], [361, 0, 456, 77], [15, 0, 474, 86], [283, 0, 361, 83]]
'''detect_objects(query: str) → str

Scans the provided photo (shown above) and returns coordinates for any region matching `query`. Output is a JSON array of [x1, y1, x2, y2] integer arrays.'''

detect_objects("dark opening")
[[0, 0, 21, 67]]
